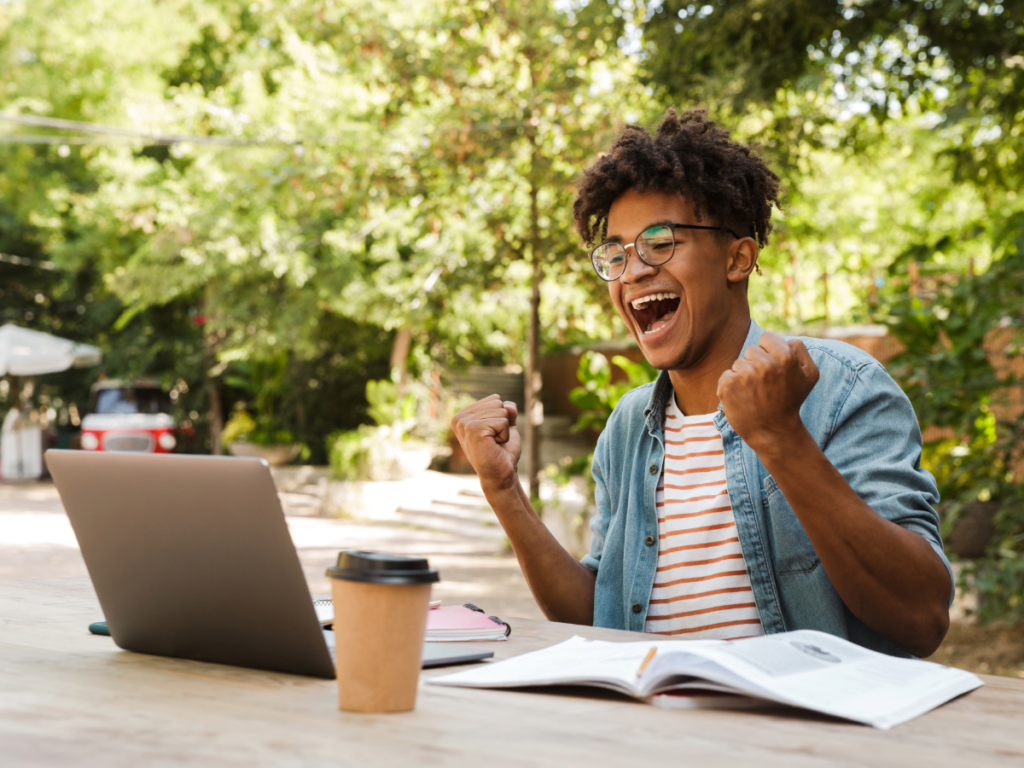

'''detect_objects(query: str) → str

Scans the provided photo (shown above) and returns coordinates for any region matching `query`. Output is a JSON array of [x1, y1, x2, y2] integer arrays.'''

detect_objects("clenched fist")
[[450, 395, 521, 493], [717, 332, 820, 456]]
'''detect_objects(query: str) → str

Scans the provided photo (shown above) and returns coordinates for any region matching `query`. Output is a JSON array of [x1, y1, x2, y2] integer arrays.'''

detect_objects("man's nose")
[[621, 243, 657, 282]]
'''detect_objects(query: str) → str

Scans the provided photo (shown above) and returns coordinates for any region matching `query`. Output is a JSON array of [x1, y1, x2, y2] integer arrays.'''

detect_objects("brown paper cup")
[[327, 551, 439, 713]]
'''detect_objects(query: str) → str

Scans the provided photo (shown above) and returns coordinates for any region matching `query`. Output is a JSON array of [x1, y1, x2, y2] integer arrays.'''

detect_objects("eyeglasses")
[[590, 222, 740, 282]]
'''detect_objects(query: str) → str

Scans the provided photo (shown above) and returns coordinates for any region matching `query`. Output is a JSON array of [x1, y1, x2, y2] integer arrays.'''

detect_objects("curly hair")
[[573, 108, 781, 252]]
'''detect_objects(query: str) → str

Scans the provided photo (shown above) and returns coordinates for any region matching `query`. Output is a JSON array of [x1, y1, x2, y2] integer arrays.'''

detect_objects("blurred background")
[[1, 0, 1022, 672]]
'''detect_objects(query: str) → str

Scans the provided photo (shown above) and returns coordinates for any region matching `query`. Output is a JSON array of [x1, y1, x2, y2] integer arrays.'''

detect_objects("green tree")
[[360, 0, 646, 498]]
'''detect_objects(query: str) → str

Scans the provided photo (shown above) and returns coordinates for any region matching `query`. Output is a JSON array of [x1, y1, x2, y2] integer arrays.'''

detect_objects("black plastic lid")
[[326, 550, 439, 585]]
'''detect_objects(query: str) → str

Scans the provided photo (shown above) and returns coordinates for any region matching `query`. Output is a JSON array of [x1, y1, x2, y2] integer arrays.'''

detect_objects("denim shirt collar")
[[642, 317, 764, 434]]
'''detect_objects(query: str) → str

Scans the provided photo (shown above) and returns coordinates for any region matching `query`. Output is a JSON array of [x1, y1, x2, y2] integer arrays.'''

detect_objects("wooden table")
[[1, 578, 1022, 767]]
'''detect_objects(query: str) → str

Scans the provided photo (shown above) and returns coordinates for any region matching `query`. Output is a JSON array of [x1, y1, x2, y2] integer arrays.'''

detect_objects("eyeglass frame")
[[589, 222, 742, 282]]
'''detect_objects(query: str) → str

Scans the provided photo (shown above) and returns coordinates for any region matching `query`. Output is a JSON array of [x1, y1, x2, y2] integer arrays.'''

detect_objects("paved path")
[[0, 478, 544, 620]]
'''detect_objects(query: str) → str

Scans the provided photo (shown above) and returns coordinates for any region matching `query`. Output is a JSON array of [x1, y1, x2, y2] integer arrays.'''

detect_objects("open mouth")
[[629, 292, 681, 336]]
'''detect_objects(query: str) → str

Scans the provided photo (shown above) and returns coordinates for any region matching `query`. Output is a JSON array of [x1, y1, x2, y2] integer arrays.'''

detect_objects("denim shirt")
[[582, 318, 952, 658]]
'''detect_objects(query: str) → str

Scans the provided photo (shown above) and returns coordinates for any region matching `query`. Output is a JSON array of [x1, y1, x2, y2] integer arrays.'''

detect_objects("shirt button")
[[645, 535, 655, 546], [632, 603, 642, 614], [649, 464, 658, 475]]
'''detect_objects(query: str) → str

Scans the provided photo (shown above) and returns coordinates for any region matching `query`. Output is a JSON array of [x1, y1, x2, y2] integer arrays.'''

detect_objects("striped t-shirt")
[[643, 395, 764, 640]]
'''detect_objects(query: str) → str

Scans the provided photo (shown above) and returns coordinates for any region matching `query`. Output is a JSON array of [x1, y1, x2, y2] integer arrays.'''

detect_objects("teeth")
[[630, 292, 679, 310], [646, 324, 653, 333]]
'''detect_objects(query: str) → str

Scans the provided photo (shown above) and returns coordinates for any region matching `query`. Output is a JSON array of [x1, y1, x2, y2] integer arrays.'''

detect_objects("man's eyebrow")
[[605, 220, 678, 244], [647, 219, 679, 230]]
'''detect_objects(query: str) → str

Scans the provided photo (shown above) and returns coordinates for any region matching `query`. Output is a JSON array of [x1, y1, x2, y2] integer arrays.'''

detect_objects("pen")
[[637, 646, 657, 677]]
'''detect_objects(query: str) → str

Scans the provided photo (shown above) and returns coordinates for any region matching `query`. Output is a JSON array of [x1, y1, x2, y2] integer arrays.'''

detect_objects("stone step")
[[394, 502, 493, 525], [390, 509, 505, 540], [428, 498, 493, 514]]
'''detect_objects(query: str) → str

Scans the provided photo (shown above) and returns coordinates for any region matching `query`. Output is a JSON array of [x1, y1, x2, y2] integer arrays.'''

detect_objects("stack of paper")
[[427, 606, 508, 642]]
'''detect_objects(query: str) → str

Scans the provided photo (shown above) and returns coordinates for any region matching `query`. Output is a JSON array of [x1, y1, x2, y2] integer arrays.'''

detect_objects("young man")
[[451, 108, 951, 658]]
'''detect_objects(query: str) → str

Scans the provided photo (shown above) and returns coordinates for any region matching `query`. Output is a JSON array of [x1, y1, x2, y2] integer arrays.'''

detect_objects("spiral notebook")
[[316, 601, 509, 641], [426, 605, 510, 642]]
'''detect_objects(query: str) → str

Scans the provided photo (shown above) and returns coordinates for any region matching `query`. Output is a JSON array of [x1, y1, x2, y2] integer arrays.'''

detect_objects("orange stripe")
[[659, 503, 731, 519], [660, 523, 735, 541], [664, 421, 715, 432], [660, 537, 739, 556], [654, 569, 749, 588], [646, 602, 758, 621], [665, 413, 677, 419], [664, 449, 724, 461], [666, 436, 719, 444], [658, 509, 731, 523], [664, 465, 725, 476], [723, 634, 763, 641], [649, 586, 753, 604], [656, 553, 744, 572], [659, 479, 727, 492], [652, 619, 763, 636], [656, 494, 728, 512]]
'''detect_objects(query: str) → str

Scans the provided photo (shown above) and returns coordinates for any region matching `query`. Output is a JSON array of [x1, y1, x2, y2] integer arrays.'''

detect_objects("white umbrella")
[[0, 324, 102, 480], [0, 324, 102, 376]]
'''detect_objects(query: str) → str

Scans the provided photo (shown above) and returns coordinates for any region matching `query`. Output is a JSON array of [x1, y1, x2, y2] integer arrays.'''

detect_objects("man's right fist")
[[450, 395, 521, 493]]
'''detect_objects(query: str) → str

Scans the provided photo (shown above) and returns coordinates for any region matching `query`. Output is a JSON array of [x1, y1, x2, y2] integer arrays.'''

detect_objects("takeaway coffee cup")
[[327, 550, 439, 713]]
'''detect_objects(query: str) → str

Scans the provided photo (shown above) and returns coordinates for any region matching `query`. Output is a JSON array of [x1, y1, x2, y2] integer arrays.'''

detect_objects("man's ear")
[[726, 237, 759, 285]]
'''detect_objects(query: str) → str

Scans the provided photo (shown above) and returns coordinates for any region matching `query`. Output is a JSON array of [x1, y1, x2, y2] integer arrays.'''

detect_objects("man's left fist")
[[716, 332, 820, 454]]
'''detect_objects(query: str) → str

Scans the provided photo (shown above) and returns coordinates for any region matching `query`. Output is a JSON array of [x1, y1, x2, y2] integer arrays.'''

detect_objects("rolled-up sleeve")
[[827, 360, 954, 604]]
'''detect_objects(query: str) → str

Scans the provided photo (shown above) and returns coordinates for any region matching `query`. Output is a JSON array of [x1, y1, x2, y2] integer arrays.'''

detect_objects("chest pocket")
[[763, 475, 821, 574]]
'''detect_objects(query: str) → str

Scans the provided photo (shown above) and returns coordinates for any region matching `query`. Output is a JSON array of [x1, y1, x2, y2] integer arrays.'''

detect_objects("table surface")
[[1, 578, 1022, 767]]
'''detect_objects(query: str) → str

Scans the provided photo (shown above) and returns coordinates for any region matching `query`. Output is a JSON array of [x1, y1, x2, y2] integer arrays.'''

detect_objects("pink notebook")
[[426, 606, 509, 642]]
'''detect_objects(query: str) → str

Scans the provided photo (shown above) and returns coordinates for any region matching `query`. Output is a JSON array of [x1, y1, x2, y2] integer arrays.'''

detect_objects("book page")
[[649, 630, 982, 729], [429, 636, 718, 696]]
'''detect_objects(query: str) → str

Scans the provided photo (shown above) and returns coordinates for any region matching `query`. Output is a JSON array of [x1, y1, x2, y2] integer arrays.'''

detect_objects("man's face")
[[605, 189, 736, 371]]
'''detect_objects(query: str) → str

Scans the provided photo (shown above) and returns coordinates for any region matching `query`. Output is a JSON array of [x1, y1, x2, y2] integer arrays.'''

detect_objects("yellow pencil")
[[636, 646, 657, 677]]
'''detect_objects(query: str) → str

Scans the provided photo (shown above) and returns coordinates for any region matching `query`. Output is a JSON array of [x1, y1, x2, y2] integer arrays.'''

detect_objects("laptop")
[[44, 450, 492, 679]]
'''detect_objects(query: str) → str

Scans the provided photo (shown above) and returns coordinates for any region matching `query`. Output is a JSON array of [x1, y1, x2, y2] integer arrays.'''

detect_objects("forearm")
[[480, 478, 596, 625], [755, 428, 950, 657]]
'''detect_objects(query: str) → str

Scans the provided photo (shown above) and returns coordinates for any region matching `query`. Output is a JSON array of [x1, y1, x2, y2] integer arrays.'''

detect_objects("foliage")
[[640, 1, 1024, 178], [886, 226, 1024, 623], [0, 0, 650, 465], [220, 408, 298, 449], [365, 378, 415, 430], [543, 451, 598, 557], [224, 352, 288, 426], [326, 423, 430, 482], [324, 377, 419, 476], [219, 410, 256, 446], [329, 371, 468, 480], [569, 351, 657, 434], [327, 426, 375, 482], [974, 555, 1024, 626]]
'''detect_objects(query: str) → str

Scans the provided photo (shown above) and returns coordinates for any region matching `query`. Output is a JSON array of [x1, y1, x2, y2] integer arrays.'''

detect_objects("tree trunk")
[[207, 365, 223, 456], [524, 181, 543, 505], [390, 323, 412, 393], [203, 283, 224, 455]]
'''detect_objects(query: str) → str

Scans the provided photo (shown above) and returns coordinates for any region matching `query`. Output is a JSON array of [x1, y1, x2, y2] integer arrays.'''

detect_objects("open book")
[[429, 630, 983, 729]]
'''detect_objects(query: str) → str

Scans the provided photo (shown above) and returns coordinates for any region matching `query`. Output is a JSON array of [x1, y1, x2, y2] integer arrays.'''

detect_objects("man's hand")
[[450, 395, 521, 493], [716, 332, 820, 456]]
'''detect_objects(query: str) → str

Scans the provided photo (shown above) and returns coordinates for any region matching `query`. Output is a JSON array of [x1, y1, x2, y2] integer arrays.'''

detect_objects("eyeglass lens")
[[591, 226, 675, 281]]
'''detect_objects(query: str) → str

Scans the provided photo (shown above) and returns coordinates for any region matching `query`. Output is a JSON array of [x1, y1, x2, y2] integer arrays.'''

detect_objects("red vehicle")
[[79, 379, 177, 453]]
